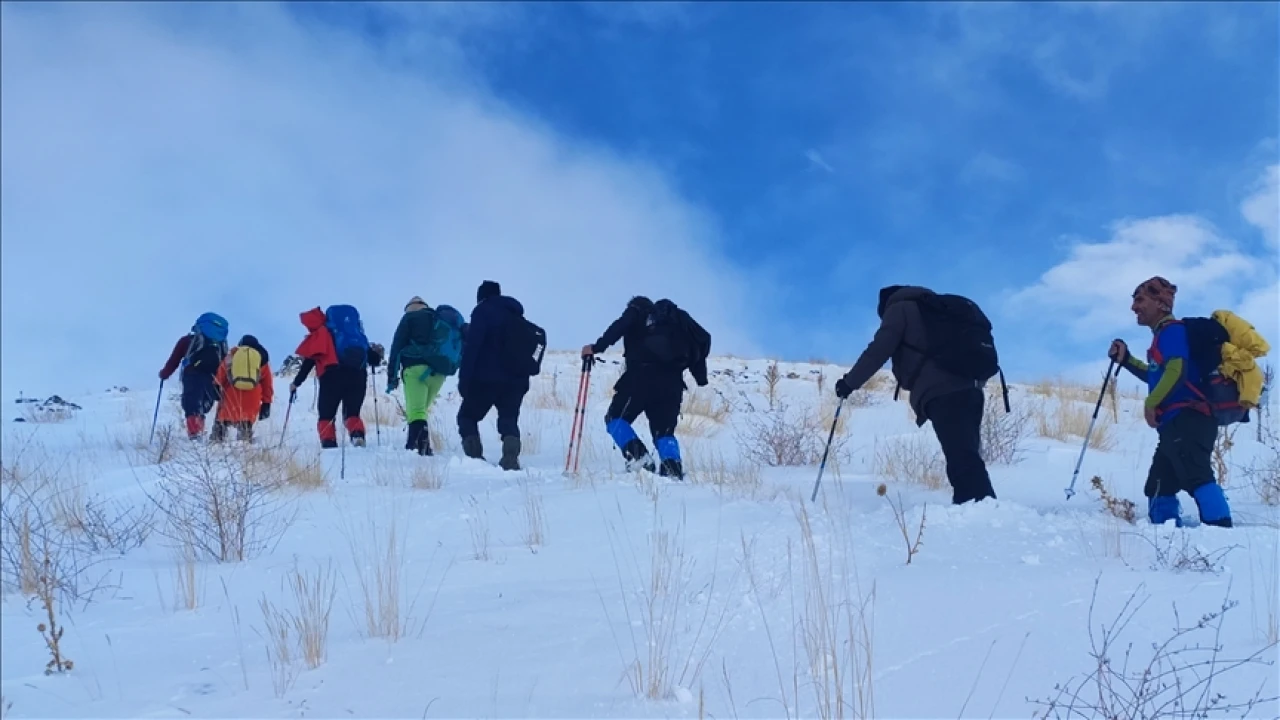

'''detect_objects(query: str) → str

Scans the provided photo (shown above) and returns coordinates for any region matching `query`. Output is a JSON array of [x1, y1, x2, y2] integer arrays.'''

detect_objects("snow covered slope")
[[2, 351, 1277, 718]]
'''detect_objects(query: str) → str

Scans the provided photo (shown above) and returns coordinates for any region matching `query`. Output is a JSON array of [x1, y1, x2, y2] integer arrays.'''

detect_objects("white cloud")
[[805, 149, 835, 174], [0, 3, 761, 398], [1008, 214, 1267, 341], [1241, 163, 1279, 250]]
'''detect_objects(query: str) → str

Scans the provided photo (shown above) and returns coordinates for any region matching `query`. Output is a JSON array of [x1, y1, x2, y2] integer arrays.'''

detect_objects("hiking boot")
[[406, 420, 426, 452], [350, 435, 367, 448], [499, 435, 521, 471], [321, 439, 338, 450], [622, 439, 656, 473], [210, 421, 229, 443], [658, 458, 684, 481], [462, 435, 484, 460]]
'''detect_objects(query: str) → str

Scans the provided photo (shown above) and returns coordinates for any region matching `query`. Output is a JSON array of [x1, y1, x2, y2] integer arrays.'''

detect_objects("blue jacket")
[[458, 295, 529, 394], [1121, 317, 1208, 427]]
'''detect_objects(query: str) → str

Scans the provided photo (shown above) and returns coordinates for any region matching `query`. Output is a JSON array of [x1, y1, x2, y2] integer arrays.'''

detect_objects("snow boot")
[[406, 420, 429, 454], [462, 434, 484, 460], [1148, 495, 1182, 526], [622, 438, 656, 473], [1192, 482, 1233, 528], [210, 420, 229, 443], [185, 415, 205, 440], [658, 458, 685, 481], [499, 435, 521, 471]]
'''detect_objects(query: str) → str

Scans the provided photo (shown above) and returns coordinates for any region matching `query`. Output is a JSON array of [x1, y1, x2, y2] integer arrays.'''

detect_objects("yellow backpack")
[[229, 346, 263, 391], [1210, 309, 1269, 408]]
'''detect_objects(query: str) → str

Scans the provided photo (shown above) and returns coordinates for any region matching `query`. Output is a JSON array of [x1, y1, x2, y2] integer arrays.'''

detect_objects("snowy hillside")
[[1, 351, 1278, 719]]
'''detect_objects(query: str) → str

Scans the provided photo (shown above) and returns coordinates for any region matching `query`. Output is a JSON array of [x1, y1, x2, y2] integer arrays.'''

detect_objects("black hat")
[[477, 280, 501, 303]]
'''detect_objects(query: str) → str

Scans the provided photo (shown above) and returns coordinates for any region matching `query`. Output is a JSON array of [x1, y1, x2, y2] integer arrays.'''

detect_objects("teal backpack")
[[402, 305, 466, 377]]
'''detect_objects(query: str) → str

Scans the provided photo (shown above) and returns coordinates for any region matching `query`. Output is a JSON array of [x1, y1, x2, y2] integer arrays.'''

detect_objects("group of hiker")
[[157, 281, 711, 478], [158, 273, 1267, 526], [832, 275, 1267, 530]]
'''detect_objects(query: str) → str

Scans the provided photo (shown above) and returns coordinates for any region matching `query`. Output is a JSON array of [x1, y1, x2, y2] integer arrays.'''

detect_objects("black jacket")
[[459, 295, 529, 393], [592, 297, 709, 386]]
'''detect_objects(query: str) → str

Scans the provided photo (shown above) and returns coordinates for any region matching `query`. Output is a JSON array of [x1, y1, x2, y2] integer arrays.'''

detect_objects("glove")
[[289, 386, 298, 403], [694, 374, 708, 387], [834, 378, 853, 399], [259, 403, 271, 421], [1108, 339, 1129, 365]]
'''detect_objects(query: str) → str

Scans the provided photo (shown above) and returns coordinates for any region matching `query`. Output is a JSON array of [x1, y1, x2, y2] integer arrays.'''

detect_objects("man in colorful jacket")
[[1108, 276, 1232, 528]]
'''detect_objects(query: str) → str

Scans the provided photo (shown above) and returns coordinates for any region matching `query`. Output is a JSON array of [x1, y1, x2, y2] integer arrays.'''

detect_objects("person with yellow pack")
[[212, 335, 275, 443]]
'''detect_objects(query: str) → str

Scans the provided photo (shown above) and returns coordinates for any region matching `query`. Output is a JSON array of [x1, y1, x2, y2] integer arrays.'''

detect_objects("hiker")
[[386, 296, 467, 456], [457, 281, 545, 470], [211, 335, 274, 443], [1108, 276, 1233, 528], [159, 312, 229, 439], [835, 286, 1002, 505], [580, 296, 711, 480], [289, 306, 383, 449]]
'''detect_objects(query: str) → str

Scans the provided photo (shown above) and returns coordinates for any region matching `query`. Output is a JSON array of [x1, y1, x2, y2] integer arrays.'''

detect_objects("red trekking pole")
[[564, 356, 593, 475]]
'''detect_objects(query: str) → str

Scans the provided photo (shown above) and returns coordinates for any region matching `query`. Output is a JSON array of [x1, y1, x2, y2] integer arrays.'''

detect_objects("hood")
[[405, 296, 429, 313], [878, 285, 933, 317], [300, 307, 327, 331], [238, 335, 270, 366], [487, 295, 524, 315]]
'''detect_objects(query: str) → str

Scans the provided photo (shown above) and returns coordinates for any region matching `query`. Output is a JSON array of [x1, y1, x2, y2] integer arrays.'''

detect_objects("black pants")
[[457, 381, 528, 438], [926, 387, 996, 504], [604, 369, 684, 440], [318, 366, 367, 423], [180, 370, 218, 418], [1144, 410, 1218, 498]]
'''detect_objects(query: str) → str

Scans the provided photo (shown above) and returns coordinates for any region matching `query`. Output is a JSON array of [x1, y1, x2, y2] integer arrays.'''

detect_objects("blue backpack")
[[423, 305, 466, 376], [183, 312, 229, 373], [325, 305, 370, 369]]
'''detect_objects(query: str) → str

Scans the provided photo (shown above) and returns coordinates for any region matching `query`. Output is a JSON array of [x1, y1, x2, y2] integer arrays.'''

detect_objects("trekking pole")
[[278, 388, 296, 449], [564, 357, 593, 474], [370, 367, 382, 447], [810, 397, 845, 503], [340, 422, 347, 481], [149, 379, 164, 445], [574, 363, 593, 476], [1065, 360, 1122, 500]]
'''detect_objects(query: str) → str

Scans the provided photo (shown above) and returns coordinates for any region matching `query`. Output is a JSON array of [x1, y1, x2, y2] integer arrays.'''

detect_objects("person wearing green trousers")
[[386, 297, 448, 455]]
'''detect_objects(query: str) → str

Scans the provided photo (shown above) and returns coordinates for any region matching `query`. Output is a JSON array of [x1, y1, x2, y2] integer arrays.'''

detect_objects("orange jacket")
[[215, 348, 275, 423]]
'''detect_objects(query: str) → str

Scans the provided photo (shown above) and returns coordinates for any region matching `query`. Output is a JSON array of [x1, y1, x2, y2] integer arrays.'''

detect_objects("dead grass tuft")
[[872, 434, 946, 491]]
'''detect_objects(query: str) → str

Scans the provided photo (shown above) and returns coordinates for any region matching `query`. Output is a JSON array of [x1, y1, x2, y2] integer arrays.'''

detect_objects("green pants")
[[403, 365, 446, 423]]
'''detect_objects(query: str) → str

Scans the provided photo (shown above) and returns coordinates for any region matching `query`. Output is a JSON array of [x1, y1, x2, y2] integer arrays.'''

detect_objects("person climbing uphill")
[[159, 312, 229, 439], [291, 305, 383, 449], [386, 296, 466, 456], [1109, 276, 1233, 528], [211, 334, 274, 443]]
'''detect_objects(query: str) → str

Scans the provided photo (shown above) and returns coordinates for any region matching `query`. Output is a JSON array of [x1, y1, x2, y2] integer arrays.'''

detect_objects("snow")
[[2, 351, 1277, 718]]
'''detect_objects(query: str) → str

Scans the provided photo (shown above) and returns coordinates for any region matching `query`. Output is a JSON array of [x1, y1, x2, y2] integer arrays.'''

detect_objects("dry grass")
[[683, 444, 765, 499], [523, 423, 543, 455], [531, 374, 573, 411], [1213, 425, 1237, 487], [519, 477, 547, 550], [410, 460, 448, 491], [1035, 398, 1116, 451], [257, 594, 300, 697], [171, 535, 203, 612], [595, 498, 739, 702], [465, 496, 491, 562], [872, 433, 946, 491], [980, 380, 1031, 466], [1242, 426, 1280, 505], [359, 390, 398, 429]]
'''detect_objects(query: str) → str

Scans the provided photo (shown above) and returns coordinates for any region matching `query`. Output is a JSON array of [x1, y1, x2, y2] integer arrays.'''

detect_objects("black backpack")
[[501, 311, 547, 377], [901, 293, 1009, 411], [1179, 316, 1249, 425], [642, 300, 710, 370]]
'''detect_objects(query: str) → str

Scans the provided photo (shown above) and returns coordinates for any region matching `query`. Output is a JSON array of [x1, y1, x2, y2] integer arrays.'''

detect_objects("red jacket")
[[296, 307, 338, 379], [214, 348, 275, 423]]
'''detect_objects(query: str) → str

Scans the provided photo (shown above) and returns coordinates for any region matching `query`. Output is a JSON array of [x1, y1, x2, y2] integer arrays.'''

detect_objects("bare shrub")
[[872, 434, 945, 491], [876, 484, 925, 565], [595, 499, 739, 702], [684, 387, 731, 424], [1241, 426, 1279, 505], [144, 442, 296, 563], [764, 361, 783, 410], [1032, 579, 1278, 719], [980, 382, 1030, 465], [1090, 476, 1136, 524], [36, 567, 73, 675], [1140, 530, 1240, 574], [737, 401, 845, 468]]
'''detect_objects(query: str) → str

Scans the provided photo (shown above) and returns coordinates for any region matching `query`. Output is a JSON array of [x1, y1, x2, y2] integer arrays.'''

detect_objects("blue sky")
[[2, 1, 1277, 397]]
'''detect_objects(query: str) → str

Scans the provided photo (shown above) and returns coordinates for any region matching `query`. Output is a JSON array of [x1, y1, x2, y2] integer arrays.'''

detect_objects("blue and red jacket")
[[1121, 316, 1211, 426]]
